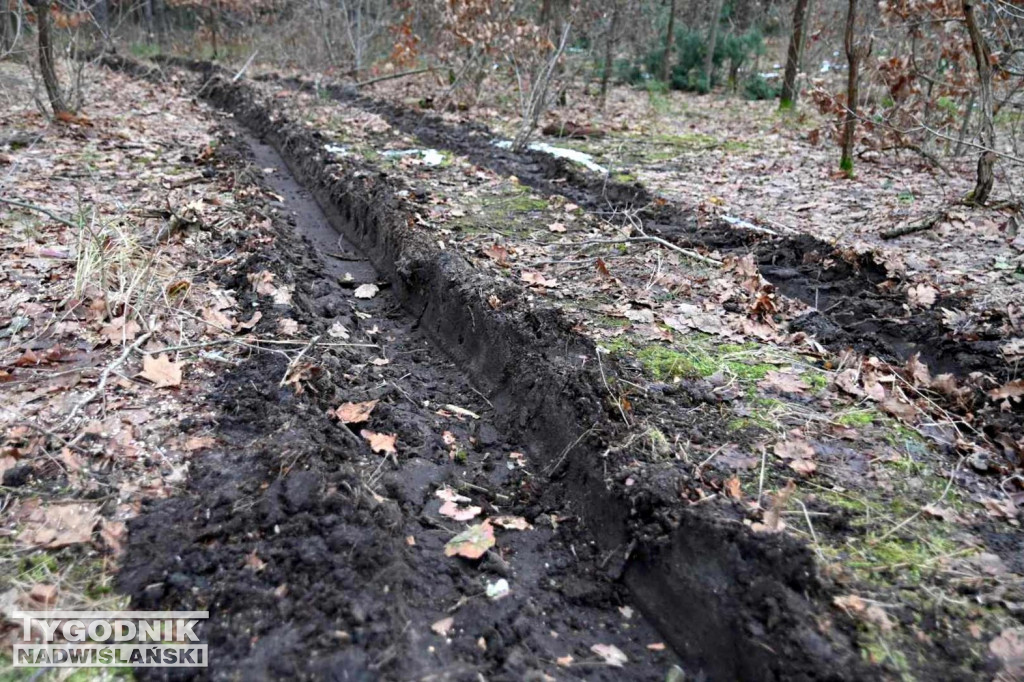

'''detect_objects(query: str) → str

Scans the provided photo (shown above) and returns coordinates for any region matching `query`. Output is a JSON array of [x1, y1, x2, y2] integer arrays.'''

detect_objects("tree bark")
[[208, 1, 218, 59], [780, 0, 811, 109], [599, 1, 619, 107], [28, 0, 69, 117], [92, 0, 109, 38], [840, 0, 860, 176], [703, 0, 725, 92], [962, 0, 997, 205], [661, 0, 676, 83]]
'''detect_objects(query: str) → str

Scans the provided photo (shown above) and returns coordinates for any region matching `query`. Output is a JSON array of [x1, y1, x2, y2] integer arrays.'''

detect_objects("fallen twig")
[[554, 236, 721, 267], [232, 50, 259, 82], [54, 332, 153, 432], [880, 211, 944, 239], [279, 334, 321, 387], [355, 67, 434, 89], [0, 197, 79, 229]]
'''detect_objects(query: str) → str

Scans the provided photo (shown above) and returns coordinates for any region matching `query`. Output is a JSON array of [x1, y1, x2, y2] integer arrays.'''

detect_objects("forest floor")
[[1, 53, 1023, 681]]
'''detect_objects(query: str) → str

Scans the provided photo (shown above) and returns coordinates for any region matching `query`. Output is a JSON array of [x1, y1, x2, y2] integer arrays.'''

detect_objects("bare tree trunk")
[[511, 23, 571, 153], [208, 1, 218, 59], [840, 0, 860, 176], [313, 0, 336, 65], [92, 0, 109, 41], [1, 9, 20, 56], [661, 0, 676, 83], [599, 1, 619, 108], [703, 0, 724, 92], [962, 0, 997, 205], [143, 0, 154, 41], [780, 0, 811, 109], [954, 91, 975, 157], [27, 0, 69, 117]]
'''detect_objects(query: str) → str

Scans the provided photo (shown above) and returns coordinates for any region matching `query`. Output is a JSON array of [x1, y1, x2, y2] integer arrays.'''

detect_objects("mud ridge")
[[101, 52, 872, 680]]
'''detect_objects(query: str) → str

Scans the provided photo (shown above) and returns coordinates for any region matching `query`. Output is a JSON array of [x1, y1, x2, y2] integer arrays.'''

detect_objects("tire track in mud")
[[255, 72, 1020, 452], [265, 73, 1012, 385], [120, 121, 678, 681], [101, 53, 872, 681]]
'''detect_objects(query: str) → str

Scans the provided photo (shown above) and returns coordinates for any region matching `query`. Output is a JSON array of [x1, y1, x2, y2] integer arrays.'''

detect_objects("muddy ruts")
[[259, 69, 1013, 387], [100, 53, 870, 680]]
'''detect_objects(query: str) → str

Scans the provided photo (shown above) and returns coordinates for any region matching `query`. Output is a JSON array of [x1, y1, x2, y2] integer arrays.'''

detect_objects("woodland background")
[[2, 0, 1023, 200]]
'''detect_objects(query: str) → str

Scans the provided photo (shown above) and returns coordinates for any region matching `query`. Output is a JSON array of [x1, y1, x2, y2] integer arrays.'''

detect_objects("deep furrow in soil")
[[101, 53, 872, 680], [265, 72, 1012, 386], [119, 123, 678, 680], [247, 70, 1019, 453]]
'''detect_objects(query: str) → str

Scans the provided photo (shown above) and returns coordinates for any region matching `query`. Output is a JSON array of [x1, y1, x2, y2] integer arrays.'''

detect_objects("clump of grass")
[[74, 215, 166, 327], [635, 338, 776, 382]]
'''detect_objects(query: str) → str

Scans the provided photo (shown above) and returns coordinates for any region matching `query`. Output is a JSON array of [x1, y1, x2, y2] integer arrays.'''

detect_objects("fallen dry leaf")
[[353, 283, 379, 299], [431, 617, 455, 636], [990, 380, 1024, 405], [590, 643, 628, 667], [100, 316, 142, 344], [490, 515, 532, 530], [236, 311, 262, 331], [99, 519, 126, 556], [752, 479, 796, 533], [834, 593, 893, 632], [278, 318, 299, 336], [482, 244, 510, 266], [521, 271, 557, 288], [758, 370, 808, 395], [724, 477, 742, 500], [439, 500, 483, 521], [29, 583, 59, 608], [907, 283, 938, 308], [245, 551, 266, 571], [19, 503, 98, 548], [436, 487, 472, 503], [444, 521, 495, 559], [185, 435, 217, 451], [139, 354, 182, 388], [990, 628, 1024, 680], [334, 400, 378, 424], [774, 438, 815, 460], [360, 430, 397, 455]]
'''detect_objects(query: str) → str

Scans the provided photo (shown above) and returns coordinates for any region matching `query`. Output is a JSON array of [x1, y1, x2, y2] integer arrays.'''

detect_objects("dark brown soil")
[[99, 52, 879, 681], [119, 128, 680, 681]]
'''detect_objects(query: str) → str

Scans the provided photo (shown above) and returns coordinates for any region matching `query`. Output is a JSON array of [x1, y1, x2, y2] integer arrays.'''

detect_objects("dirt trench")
[[100, 54, 875, 680], [251, 71, 1020, 455], [258, 72, 1012, 385]]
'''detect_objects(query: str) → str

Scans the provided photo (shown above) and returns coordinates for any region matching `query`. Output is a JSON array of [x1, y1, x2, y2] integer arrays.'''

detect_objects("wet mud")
[[99, 52, 881, 680]]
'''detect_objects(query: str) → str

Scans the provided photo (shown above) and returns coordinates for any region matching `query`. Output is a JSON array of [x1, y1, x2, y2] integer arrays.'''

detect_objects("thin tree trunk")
[[143, 0, 154, 40], [661, 0, 676, 83], [92, 0, 109, 40], [208, 1, 218, 59], [954, 91, 975, 157], [703, 0, 724, 92], [840, 0, 859, 176], [599, 1, 619, 107], [962, 0, 997, 205], [1, 10, 17, 55], [28, 0, 69, 117], [314, 0, 336, 65], [780, 0, 811, 109]]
